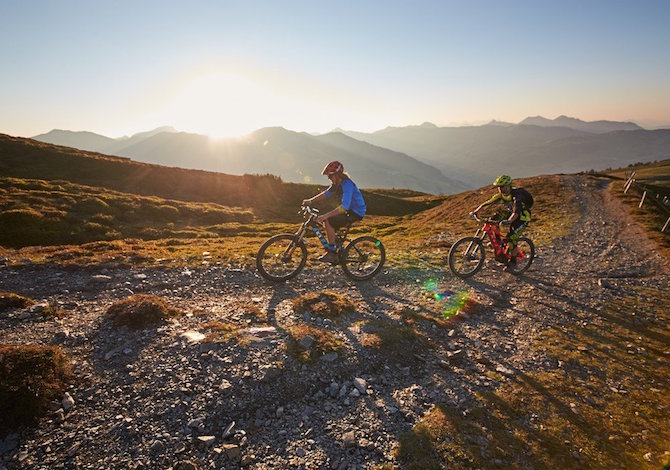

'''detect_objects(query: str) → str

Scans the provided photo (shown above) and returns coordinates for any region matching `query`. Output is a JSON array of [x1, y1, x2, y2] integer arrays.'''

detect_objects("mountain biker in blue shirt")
[[302, 161, 367, 263]]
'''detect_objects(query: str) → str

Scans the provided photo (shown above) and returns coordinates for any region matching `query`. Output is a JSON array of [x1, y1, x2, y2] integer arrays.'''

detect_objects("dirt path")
[[1, 175, 668, 469]]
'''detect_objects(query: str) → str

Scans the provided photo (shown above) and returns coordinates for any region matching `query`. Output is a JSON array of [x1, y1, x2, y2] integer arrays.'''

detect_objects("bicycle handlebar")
[[300, 205, 320, 217], [470, 213, 501, 224]]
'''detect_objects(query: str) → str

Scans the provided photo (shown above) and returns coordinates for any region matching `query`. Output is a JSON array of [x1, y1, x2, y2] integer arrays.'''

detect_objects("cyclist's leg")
[[507, 210, 530, 259], [326, 213, 350, 250], [328, 211, 362, 249]]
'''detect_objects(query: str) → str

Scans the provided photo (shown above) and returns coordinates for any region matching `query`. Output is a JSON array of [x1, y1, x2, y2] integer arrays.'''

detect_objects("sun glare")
[[170, 70, 276, 138]]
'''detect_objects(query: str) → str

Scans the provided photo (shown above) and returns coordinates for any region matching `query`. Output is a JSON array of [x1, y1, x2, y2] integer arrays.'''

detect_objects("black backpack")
[[513, 187, 534, 210]]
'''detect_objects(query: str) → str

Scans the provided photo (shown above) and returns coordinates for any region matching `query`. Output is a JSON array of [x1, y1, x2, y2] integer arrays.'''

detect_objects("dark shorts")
[[328, 211, 363, 230], [507, 210, 531, 245]]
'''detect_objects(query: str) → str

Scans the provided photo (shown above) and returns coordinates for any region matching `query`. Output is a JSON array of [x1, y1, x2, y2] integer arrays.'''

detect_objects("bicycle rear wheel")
[[256, 234, 308, 281], [341, 236, 385, 280], [506, 237, 535, 274], [448, 237, 485, 278]]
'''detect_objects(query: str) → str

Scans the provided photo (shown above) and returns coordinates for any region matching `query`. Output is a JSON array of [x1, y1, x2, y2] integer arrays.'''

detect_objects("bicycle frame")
[[285, 206, 350, 258], [468, 215, 527, 263]]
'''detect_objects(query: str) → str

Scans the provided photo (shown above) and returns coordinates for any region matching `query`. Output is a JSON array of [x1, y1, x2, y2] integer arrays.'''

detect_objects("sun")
[[169, 69, 279, 138]]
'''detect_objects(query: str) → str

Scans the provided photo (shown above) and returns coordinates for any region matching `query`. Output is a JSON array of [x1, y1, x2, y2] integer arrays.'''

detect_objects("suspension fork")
[[282, 224, 306, 258], [464, 228, 484, 256]]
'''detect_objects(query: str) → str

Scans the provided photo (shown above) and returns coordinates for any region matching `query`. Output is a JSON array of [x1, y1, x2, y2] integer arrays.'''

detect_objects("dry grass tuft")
[[395, 404, 479, 469], [0, 344, 71, 436], [105, 294, 181, 330], [292, 291, 357, 318], [238, 301, 265, 320], [201, 321, 239, 342], [286, 324, 344, 363], [0, 292, 35, 311]]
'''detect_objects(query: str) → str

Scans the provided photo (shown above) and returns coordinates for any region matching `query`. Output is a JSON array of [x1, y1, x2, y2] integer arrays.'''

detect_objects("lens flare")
[[422, 278, 476, 319]]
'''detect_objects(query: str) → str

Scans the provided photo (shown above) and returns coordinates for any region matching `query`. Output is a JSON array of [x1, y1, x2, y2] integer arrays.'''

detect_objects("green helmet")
[[493, 175, 513, 187]]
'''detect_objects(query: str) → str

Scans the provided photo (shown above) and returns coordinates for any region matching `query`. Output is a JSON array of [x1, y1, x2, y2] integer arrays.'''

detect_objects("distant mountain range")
[[31, 115, 670, 191], [33, 127, 466, 194], [338, 116, 670, 186], [518, 115, 643, 133]]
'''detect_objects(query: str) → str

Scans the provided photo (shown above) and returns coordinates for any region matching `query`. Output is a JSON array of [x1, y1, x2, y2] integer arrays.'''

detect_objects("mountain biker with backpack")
[[470, 175, 533, 269], [302, 161, 367, 264]]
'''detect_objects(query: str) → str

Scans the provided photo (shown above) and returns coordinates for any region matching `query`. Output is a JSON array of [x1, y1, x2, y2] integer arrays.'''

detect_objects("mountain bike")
[[256, 205, 385, 282], [448, 213, 535, 278]]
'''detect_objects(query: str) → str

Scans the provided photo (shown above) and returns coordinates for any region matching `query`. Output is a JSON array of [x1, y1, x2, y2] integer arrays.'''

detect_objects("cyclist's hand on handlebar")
[[301, 199, 311, 207]]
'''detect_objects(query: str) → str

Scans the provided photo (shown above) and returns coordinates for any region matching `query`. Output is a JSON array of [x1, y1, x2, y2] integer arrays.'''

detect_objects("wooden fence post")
[[663, 216, 670, 233], [624, 177, 635, 194], [625, 171, 636, 185], [639, 191, 647, 208]]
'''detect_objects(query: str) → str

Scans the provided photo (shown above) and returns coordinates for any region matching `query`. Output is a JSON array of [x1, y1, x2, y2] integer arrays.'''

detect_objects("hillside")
[[340, 121, 670, 187], [0, 177, 255, 248], [0, 134, 443, 222], [31, 128, 466, 194]]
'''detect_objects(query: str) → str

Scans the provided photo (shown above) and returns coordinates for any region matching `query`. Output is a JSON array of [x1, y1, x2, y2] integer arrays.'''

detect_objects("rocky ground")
[[1, 175, 668, 469]]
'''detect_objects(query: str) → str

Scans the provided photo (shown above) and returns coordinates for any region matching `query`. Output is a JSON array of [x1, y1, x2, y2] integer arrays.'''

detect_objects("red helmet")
[[322, 160, 344, 175]]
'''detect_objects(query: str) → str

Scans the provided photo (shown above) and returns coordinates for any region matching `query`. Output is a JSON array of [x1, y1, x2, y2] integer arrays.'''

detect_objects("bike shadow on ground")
[[350, 275, 416, 314], [263, 280, 301, 332]]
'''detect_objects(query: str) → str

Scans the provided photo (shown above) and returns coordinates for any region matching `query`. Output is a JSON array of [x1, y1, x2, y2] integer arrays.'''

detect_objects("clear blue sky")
[[1, 0, 669, 138]]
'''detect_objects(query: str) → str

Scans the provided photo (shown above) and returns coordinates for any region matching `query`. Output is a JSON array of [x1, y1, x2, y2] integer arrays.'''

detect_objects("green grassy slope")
[[0, 177, 255, 247]]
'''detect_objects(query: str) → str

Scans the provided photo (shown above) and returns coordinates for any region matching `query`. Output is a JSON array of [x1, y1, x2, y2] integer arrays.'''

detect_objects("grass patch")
[[201, 321, 239, 342], [395, 405, 476, 469], [0, 292, 36, 311], [234, 300, 265, 321], [286, 324, 344, 363], [292, 291, 357, 318], [0, 344, 71, 436], [105, 294, 182, 330]]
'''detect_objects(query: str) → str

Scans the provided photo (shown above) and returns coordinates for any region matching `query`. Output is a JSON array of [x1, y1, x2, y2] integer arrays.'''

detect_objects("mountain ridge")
[[29, 115, 670, 190], [519, 115, 643, 133], [31, 127, 466, 194]]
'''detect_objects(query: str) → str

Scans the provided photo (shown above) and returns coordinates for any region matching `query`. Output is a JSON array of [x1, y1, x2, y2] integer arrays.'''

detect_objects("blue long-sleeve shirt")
[[324, 177, 366, 217]]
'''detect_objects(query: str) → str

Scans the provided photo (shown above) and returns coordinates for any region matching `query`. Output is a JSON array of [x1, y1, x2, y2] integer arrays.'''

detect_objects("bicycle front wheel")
[[341, 236, 385, 280], [256, 234, 308, 281], [506, 237, 535, 275], [448, 237, 485, 278]]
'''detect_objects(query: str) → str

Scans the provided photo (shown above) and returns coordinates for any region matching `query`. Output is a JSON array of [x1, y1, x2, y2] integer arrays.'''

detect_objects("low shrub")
[[0, 208, 44, 226], [72, 197, 110, 214], [287, 324, 344, 363], [105, 294, 181, 330], [0, 293, 35, 311], [201, 321, 238, 342], [0, 344, 71, 436], [292, 291, 357, 318]]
